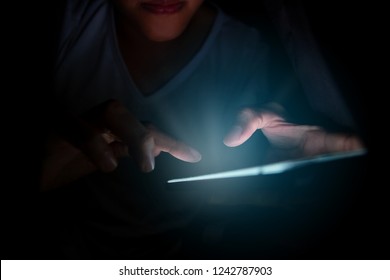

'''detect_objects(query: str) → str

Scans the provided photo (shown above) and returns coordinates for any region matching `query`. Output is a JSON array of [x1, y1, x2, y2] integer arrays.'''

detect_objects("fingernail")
[[189, 147, 202, 162]]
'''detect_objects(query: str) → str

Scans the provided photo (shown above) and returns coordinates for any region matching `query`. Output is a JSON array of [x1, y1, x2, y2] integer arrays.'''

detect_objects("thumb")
[[223, 108, 260, 147], [223, 108, 284, 147]]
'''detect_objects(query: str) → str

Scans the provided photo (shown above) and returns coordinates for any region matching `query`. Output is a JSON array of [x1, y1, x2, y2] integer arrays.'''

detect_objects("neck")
[[114, 4, 216, 95], [115, 17, 173, 55], [115, 3, 216, 55]]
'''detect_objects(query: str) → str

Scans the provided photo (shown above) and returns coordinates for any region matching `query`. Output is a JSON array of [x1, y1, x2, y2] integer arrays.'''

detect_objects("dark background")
[[3, 0, 385, 259]]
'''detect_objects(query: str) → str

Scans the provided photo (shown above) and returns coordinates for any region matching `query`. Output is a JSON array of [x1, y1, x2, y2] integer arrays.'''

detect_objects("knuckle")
[[101, 131, 116, 143], [240, 108, 256, 119]]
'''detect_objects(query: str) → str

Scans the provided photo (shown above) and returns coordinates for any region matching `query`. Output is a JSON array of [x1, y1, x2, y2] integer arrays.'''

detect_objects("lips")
[[140, 1, 185, 14]]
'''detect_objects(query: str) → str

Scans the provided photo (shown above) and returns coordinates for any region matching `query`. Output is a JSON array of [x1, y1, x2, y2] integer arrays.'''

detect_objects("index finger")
[[151, 127, 202, 163], [102, 100, 155, 172]]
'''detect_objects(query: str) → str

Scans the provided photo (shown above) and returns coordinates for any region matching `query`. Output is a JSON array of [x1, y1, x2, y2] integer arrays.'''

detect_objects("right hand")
[[224, 104, 364, 159], [41, 100, 201, 191]]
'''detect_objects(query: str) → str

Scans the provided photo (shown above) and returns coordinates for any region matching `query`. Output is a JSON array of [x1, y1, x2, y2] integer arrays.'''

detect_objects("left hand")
[[223, 104, 364, 158], [40, 100, 201, 191]]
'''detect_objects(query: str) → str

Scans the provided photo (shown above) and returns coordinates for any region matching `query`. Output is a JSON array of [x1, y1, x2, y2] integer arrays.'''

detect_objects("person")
[[40, 0, 363, 258]]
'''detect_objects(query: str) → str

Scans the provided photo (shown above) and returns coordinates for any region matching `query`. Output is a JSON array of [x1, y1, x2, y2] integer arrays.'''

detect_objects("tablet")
[[167, 149, 367, 184]]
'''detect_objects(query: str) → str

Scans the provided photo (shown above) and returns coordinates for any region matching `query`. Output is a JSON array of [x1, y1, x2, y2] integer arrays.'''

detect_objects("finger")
[[303, 131, 365, 155], [224, 108, 286, 147], [324, 133, 364, 152], [110, 141, 129, 159], [72, 141, 128, 174], [40, 140, 129, 191], [56, 114, 118, 172], [74, 141, 129, 174], [151, 127, 202, 162], [102, 100, 155, 172], [79, 125, 118, 172], [223, 108, 261, 147]]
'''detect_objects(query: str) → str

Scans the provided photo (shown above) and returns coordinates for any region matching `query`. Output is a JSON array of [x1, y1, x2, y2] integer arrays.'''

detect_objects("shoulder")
[[63, 0, 107, 17], [59, 0, 110, 41]]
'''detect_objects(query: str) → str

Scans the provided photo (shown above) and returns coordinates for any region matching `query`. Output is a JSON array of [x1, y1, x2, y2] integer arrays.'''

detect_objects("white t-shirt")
[[54, 0, 271, 255]]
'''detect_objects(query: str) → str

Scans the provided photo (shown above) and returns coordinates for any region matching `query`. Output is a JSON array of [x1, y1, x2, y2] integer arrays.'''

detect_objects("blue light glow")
[[167, 149, 366, 183]]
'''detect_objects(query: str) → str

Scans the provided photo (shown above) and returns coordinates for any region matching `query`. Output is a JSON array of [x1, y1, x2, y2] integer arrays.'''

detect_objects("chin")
[[143, 26, 186, 42], [147, 33, 181, 42]]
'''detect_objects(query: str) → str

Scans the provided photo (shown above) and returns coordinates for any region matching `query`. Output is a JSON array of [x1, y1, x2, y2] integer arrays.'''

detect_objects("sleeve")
[[218, 20, 272, 115], [239, 29, 271, 107], [263, 0, 357, 129], [55, 0, 106, 68]]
